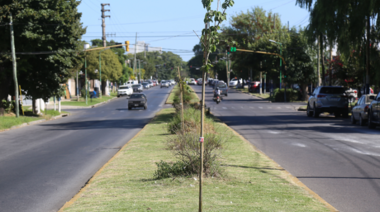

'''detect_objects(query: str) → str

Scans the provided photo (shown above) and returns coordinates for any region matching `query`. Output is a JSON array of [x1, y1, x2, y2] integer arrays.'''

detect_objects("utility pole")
[[317, 35, 321, 86], [101, 3, 110, 47], [178, 67, 184, 130], [133, 33, 137, 78], [9, 13, 19, 118]]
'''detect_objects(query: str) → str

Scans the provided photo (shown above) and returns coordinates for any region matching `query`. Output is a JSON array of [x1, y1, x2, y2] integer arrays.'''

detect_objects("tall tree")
[[0, 0, 86, 113]]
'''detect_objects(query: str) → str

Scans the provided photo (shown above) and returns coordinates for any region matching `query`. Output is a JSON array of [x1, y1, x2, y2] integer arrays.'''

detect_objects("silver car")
[[351, 94, 376, 126], [307, 86, 349, 118]]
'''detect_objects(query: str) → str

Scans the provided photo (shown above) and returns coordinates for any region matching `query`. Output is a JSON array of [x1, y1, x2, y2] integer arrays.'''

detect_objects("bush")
[[2, 100, 14, 114], [167, 107, 214, 134], [81, 87, 89, 98], [154, 160, 193, 179], [273, 88, 299, 102], [172, 84, 193, 106], [166, 132, 225, 178]]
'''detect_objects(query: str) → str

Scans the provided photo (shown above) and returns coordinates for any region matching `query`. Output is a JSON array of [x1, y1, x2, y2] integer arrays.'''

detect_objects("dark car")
[[132, 84, 143, 93], [368, 91, 380, 129], [307, 86, 349, 118], [128, 93, 147, 110]]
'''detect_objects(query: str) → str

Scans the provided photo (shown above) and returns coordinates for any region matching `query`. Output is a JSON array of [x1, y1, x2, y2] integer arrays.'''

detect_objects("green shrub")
[[81, 87, 89, 98], [167, 107, 214, 134], [173, 84, 193, 105], [2, 100, 14, 114], [154, 160, 193, 179], [273, 88, 299, 102]]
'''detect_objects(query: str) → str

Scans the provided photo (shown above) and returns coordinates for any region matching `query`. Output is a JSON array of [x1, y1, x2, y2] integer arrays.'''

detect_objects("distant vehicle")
[[197, 78, 203, 85], [249, 81, 261, 92], [346, 88, 358, 102], [161, 80, 170, 88], [207, 78, 213, 85], [117, 85, 133, 97], [188, 78, 196, 85], [142, 82, 150, 89], [132, 84, 143, 93], [128, 93, 147, 110], [210, 79, 218, 87], [170, 79, 176, 85], [307, 86, 349, 118], [216, 82, 228, 96], [214, 81, 225, 89], [351, 94, 376, 126], [367, 91, 380, 129], [126, 80, 138, 85], [229, 78, 242, 87]]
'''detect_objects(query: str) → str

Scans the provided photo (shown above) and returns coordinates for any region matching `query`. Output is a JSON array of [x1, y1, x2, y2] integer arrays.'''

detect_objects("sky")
[[78, 0, 311, 62]]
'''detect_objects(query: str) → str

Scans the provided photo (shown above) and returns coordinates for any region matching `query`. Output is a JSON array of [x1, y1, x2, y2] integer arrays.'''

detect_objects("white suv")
[[117, 85, 133, 97]]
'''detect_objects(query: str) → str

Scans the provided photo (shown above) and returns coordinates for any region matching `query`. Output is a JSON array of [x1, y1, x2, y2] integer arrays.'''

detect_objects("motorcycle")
[[214, 95, 221, 104]]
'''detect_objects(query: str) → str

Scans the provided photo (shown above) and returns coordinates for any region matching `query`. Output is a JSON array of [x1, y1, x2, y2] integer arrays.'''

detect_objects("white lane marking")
[[259, 107, 263, 109], [292, 143, 307, 148], [277, 107, 281, 109], [347, 147, 380, 157], [222, 107, 227, 110], [331, 136, 362, 144], [267, 130, 280, 134]]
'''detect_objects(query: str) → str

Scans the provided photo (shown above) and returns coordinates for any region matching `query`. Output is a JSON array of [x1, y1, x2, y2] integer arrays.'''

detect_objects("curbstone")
[[10, 123, 28, 129], [28, 119, 46, 125]]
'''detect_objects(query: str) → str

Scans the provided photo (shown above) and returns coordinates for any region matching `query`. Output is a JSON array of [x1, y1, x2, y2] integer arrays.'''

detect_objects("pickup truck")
[[367, 91, 380, 128]]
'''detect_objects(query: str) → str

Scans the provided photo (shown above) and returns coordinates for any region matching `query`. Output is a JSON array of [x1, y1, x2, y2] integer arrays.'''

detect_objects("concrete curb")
[[0, 113, 70, 134], [51, 97, 118, 110], [231, 88, 272, 102]]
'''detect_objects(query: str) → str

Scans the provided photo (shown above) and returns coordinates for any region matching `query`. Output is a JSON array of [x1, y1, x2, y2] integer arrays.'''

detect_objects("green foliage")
[[0, 0, 86, 102], [154, 160, 193, 179], [81, 87, 89, 98], [273, 88, 300, 102], [86, 49, 122, 82], [1, 100, 14, 114]]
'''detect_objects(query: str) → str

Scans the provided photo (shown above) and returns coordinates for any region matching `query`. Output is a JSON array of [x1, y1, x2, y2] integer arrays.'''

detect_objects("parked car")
[[117, 85, 133, 97], [142, 82, 150, 89], [132, 84, 143, 93], [351, 94, 376, 126], [214, 80, 224, 89], [248, 81, 261, 92], [306, 86, 349, 118], [128, 93, 147, 110], [229, 78, 242, 87], [170, 79, 176, 85], [216, 82, 228, 96], [161, 80, 170, 88], [188, 78, 196, 85], [367, 91, 380, 128], [207, 78, 213, 85]]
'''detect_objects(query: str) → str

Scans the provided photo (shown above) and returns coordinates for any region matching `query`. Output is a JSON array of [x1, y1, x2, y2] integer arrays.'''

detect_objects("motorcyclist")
[[214, 87, 221, 98]]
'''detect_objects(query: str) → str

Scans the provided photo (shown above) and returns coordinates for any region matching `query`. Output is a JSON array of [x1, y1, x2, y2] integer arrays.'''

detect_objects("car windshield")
[[132, 85, 141, 88], [119, 86, 129, 89], [218, 84, 227, 88], [142, 82, 148, 85], [320, 87, 346, 94], [130, 94, 144, 99]]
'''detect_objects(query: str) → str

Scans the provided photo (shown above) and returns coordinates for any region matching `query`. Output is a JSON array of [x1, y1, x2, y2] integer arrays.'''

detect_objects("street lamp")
[[269, 39, 286, 102]]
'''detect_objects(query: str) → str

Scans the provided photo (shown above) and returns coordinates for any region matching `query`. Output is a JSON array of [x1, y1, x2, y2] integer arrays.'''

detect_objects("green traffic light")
[[230, 47, 236, 52]]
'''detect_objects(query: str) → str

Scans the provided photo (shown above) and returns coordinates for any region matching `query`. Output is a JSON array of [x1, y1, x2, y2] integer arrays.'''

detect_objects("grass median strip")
[[61, 93, 117, 107], [62, 108, 330, 212]]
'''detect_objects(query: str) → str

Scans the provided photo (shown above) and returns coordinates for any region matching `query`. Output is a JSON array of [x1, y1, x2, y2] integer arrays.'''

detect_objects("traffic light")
[[125, 41, 130, 52], [230, 47, 237, 52]]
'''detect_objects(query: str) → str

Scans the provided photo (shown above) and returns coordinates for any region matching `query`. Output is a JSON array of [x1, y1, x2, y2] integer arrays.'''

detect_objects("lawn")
[[0, 116, 42, 130], [61, 108, 332, 212], [61, 94, 116, 107]]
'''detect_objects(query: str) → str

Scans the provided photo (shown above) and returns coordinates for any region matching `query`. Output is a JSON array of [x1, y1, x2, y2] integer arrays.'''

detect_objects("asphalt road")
[[192, 85, 380, 212], [0, 85, 173, 212]]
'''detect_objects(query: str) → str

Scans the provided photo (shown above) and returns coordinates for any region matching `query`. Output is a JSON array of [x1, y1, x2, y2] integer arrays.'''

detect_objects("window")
[[320, 87, 345, 94], [358, 97, 364, 105]]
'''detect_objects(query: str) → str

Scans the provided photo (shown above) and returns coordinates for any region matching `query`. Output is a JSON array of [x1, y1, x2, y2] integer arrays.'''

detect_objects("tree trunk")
[[32, 97, 37, 114], [0, 75, 11, 116], [301, 84, 309, 101]]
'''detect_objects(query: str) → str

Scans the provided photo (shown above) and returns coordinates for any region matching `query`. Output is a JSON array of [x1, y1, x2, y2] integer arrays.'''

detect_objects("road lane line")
[[222, 107, 227, 110], [259, 107, 263, 109]]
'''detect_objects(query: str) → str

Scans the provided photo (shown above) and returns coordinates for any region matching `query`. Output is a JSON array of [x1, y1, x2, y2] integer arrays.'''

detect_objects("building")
[[134, 41, 162, 54]]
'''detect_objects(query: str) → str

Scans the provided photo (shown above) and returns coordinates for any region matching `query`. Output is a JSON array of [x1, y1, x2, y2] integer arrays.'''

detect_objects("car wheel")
[[359, 115, 365, 126], [351, 113, 356, 124], [225, 93, 228, 96], [313, 104, 319, 118], [368, 112, 376, 129], [306, 103, 313, 117], [128, 107, 132, 110], [117, 95, 120, 98]]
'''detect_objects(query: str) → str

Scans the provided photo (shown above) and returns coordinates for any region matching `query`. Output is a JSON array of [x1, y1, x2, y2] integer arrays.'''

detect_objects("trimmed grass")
[[61, 95, 115, 107], [166, 85, 179, 104], [0, 116, 42, 130], [62, 108, 330, 212], [236, 87, 273, 101]]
